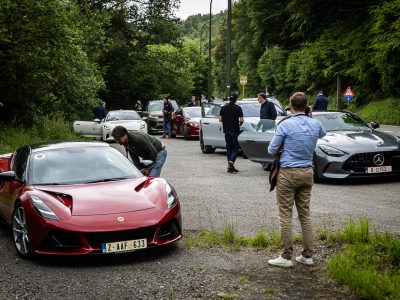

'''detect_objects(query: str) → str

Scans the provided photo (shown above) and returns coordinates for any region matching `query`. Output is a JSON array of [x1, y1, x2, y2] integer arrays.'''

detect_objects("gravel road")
[[1, 133, 399, 299]]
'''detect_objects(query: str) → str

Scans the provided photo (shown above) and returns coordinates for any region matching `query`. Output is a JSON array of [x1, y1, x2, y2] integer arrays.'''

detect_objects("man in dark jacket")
[[219, 95, 244, 173], [93, 101, 106, 120], [112, 126, 167, 177], [258, 93, 277, 120], [312, 91, 328, 111], [162, 97, 174, 138]]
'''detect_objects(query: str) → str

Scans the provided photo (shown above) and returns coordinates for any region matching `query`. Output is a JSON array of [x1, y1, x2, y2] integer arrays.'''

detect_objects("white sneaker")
[[268, 255, 293, 268], [295, 255, 314, 265]]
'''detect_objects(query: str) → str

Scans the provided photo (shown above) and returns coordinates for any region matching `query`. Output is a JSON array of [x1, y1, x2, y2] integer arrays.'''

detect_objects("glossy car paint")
[[0, 142, 182, 256], [173, 107, 201, 139], [238, 112, 400, 180]]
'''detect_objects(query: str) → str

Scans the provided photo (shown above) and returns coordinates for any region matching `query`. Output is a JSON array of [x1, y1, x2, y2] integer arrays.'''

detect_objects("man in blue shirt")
[[312, 90, 328, 111], [258, 93, 277, 120], [267, 92, 326, 268]]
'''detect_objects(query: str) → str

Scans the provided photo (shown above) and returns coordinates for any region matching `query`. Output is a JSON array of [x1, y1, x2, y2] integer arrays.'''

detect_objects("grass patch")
[[216, 292, 239, 299], [328, 219, 400, 299], [262, 287, 276, 298], [0, 117, 84, 153], [356, 98, 400, 125]]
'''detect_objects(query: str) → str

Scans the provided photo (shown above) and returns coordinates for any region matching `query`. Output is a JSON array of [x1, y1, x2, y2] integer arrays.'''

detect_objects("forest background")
[[0, 0, 399, 125]]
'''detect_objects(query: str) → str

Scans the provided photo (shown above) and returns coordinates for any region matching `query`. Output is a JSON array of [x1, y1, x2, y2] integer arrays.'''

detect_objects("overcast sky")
[[175, 0, 228, 20]]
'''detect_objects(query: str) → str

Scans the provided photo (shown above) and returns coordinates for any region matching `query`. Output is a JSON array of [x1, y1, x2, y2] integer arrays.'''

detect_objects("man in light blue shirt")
[[267, 92, 326, 268]]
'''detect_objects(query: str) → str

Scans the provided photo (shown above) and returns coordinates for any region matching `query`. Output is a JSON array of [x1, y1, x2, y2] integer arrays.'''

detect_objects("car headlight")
[[319, 145, 347, 157], [165, 183, 177, 209], [140, 122, 146, 129], [29, 196, 59, 220], [190, 121, 199, 127]]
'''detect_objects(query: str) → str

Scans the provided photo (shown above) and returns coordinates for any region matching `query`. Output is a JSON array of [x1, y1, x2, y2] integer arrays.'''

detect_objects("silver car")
[[200, 98, 286, 154], [238, 111, 400, 181]]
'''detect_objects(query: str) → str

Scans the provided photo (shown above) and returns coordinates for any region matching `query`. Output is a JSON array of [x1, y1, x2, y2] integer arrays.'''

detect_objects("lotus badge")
[[117, 216, 125, 222]]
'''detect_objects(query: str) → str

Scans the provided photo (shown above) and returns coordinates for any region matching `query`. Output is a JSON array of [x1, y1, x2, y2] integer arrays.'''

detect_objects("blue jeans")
[[163, 118, 171, 137], [224, 132, 240, 163], [149, 149, 167, 177]]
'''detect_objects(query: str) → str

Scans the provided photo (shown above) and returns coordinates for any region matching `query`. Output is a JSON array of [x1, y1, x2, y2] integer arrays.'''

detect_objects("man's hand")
[[141, 168, 150, 176]]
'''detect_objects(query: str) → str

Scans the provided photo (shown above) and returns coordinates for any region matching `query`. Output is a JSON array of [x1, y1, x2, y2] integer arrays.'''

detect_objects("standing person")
[[111, 126, 167, 177], [219, 95, 244, 173], [162, 96, 174, 138], [267, 92, 326, 268], [312, 90, 328, 111], [188, 95, 196, 107], [93, 100, 106, 120], [258, 93, 277, 120]]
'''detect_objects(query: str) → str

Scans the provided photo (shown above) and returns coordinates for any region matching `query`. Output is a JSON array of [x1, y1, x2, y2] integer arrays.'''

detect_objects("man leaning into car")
[[111, 126, 167, 177], [267, 92, 326, 268]]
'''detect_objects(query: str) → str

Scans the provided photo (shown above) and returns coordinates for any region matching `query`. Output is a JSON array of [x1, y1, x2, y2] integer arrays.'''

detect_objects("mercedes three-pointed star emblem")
[[373, 154, 385, 166]]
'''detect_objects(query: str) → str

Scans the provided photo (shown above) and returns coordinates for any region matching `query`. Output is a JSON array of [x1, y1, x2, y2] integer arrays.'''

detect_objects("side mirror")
[[369, 122, 379, 129], [142, 117, 147, 121], [0, 171, 17, 181], [93, 118, 101, 123]]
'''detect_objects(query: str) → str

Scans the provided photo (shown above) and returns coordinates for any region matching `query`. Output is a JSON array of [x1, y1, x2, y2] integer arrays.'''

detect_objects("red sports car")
[[0, 141, 182, 258], [172, 106, 201, 139]]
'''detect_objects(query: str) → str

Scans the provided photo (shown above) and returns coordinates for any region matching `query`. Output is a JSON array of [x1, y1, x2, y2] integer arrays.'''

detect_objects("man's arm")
[[219, 116, 223, 122], [312, 98, 319, 109], [267, 124, 285, 156], [239, 117, 244, 126], [129, 152, 141, 169], [269, 102, 277, 120]]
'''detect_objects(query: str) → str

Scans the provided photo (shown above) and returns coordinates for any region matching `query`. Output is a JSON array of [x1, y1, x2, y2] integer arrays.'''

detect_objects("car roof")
[[107, 110, 138, 113], [26, 141, 109, 153]]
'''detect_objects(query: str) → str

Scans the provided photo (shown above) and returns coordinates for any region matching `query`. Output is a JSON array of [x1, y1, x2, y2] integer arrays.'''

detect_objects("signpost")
[[240, 75, 247, 98], [343, 86, 354, 103]]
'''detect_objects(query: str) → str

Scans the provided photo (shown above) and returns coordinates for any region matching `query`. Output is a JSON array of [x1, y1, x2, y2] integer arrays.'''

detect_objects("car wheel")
[[313, 156, 321, 183], [183, 125, 189, 140], [12, 202, 32, 259], [200, 133, 215, 154]]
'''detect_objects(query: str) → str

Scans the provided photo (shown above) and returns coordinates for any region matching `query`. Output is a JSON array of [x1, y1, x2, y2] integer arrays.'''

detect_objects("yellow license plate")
[[102, 239, 147, 254], [366, 165, 392, 174]]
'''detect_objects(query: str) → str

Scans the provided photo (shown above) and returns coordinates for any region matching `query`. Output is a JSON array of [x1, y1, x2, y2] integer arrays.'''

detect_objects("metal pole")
[[208, 0, 213, 102], [226, 0, 232, 97], [199, 21, 208, 54], [336, 73, 341, 110]]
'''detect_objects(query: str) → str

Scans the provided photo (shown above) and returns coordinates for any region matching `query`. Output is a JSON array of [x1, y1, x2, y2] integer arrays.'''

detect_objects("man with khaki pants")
[[267, 92, 326, 267]]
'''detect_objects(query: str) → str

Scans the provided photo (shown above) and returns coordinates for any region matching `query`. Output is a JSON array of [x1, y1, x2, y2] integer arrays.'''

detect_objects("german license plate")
[[366, 165, 392, 174], [102, 239, 147, 254]]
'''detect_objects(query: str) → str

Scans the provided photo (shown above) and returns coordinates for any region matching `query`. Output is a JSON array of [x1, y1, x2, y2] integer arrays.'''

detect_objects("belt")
[[282, 166, 312, 169]]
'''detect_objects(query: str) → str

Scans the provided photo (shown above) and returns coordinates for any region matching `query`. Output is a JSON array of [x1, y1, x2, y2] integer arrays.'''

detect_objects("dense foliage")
[[0, 0, 399, 125]]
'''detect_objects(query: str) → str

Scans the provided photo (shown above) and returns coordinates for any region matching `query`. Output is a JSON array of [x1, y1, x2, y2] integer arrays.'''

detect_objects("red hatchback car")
[[0, 141, 182, 258], [172, 106, 201, 139]]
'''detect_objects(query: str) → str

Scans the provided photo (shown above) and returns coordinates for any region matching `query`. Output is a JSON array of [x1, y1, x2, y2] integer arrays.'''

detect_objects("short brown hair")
[[258, 93, 267, 100], [111, 126, 128, 137], [290, 92, 308, 111]]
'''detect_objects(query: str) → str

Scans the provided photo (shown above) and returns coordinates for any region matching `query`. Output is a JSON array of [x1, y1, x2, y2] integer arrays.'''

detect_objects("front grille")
[[40, 231, 81, 250], [342, 151, 400, 172], [158, 220, 181, 239], [86, 227, 156, 248]]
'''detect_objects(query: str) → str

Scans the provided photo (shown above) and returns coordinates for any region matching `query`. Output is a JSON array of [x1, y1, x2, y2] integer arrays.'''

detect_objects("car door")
[[73, 120, 102, 138], [174, 109, 184, 136], [201, 103, 225, 148], [238, 119, 276, 163]]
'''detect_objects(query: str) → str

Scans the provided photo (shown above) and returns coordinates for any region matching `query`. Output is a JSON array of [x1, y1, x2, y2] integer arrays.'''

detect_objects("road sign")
[[240, 76, 247, 85], [344, 96, 353, 103], [344, 87, 354, 97]]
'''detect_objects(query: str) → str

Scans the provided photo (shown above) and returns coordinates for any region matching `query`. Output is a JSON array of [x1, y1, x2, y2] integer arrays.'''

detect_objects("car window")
[[205, 105, 221, 117], [12, 147, 30, 180], [148, 100, 179, 112], [237, 103, 260, 117], [184, 107, 201, 118], [241, 119, 277, 132], [106, 111, 141, 121], [314, 113, 369, 131], [29, 146, 142, 185]]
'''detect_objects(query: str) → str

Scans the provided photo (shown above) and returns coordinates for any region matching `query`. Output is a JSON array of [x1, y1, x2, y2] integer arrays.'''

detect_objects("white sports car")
[[73, 110, 148, 141]]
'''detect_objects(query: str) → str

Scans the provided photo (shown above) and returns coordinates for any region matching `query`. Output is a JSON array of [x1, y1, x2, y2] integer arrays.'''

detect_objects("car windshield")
[[314, 113, 370, 131], [237, 102, 261, 117], [148, 100, 179, 111], [29, 146, 142, 185], [106, 111, 141, 121], [184, 107, 201, 118]]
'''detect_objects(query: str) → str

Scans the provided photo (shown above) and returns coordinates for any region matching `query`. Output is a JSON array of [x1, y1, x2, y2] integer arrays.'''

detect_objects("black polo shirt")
[[220, 103, 243, 133]]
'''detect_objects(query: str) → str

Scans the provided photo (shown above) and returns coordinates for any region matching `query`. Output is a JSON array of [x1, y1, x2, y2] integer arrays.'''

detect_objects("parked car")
[[199, 98, 286, 154], [0, 141, 182, 258], [238, 111, 400, 181], [140, 100, 179, 134], [172, 106, 201, 139], [73, 110, 147, 141]]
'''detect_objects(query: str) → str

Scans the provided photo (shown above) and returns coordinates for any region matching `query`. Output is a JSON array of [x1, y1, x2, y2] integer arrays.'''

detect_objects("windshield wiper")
[[83, 177, 129, 184]]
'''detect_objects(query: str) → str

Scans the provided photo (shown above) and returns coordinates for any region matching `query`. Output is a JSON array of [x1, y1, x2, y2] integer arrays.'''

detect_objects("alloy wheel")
[[12, 203, 31, 257]]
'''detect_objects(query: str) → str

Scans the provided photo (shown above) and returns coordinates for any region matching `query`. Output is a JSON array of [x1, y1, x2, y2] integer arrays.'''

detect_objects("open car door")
[[200, 102, 225, 151], [73, 120, 102, 138], [238, 119, 277, 163]]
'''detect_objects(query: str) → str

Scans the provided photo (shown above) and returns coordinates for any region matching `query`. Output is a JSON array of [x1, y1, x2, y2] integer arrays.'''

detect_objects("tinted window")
[[29, 146, 142, 185], [314, 113, 369, 131], [12, 147, 30, 180], [106, 111, 141, 121], [237, 103, 260, 117]]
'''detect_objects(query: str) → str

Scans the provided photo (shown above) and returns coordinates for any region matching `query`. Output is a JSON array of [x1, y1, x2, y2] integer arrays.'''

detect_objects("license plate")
[[102, 239, 147, 254], [366, 165, 392, 174]]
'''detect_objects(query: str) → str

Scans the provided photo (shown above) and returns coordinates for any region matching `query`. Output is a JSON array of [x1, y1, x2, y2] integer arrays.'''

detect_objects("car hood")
[[319, 130, 399, 150], [35, 178, 166, 216], [105, 120, 142, 129]]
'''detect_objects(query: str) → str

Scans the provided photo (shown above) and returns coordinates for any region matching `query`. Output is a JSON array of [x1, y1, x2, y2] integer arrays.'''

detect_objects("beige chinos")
[[276, 167, 314, 259]]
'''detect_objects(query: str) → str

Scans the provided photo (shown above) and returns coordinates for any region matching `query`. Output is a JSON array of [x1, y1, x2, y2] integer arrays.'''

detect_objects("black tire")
[[183, 125, 189, 140], [313, 156, 321, 183], [200, 134, 215, 154], [12, 202, 33, 259]]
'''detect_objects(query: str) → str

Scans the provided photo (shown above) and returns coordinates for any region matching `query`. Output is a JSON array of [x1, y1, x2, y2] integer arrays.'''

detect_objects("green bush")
[[356, 98, 400, 125]]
